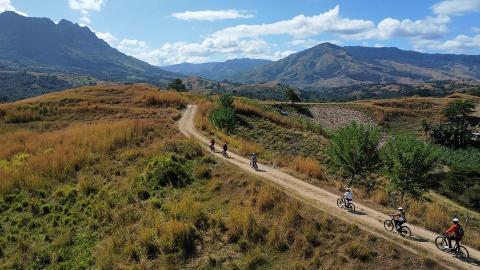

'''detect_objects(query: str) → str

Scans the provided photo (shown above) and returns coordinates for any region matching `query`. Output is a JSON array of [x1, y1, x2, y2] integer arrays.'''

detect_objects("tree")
[[443, 99, 475, 123], [209, 94, 236, 133], [382, 136, 437, 203], [426, 99, 476, 148], [326, 122, 381, 186], [168, 78, 186, 92], [285, 88, 300, 105]]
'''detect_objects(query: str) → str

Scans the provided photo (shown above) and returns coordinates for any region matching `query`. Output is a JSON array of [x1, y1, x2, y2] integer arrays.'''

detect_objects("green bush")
[[209, 106, 236, 133], [427, 99, 477, 148], [142, 154, 193, 189], [209, 94, 237, 133], [326, 121, 381, 186], [382, 136, 437, 202]]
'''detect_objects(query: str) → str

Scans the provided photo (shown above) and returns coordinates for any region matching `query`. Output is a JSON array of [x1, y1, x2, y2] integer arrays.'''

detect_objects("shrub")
[[158, 220, 197, 257], [142, 154, 193, 189], [167, 78, 186, 92], [346, 242, 375, 262], [209, 106, 236, 133], [326, 122, 381, 186], [226, 207, 264, 243], [382, 136, 438, 203], [162, 138, 203, 160]]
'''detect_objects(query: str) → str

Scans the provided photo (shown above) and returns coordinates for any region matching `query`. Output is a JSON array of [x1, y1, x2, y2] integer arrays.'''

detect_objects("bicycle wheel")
[[435, 236, 448, 251], [347, 203, 355, 213], [457, 246, 469, 261], [399, 226, 411, 238], [384, 220, 394, 232], [336, 198, 343, 208]]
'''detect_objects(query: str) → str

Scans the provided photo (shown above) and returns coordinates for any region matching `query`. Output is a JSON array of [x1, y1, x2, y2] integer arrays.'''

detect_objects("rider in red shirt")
[[444, 218, 461, 249]]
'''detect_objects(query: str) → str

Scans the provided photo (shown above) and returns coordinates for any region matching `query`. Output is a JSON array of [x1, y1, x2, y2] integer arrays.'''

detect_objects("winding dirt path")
[[178, 105, 480, 270]]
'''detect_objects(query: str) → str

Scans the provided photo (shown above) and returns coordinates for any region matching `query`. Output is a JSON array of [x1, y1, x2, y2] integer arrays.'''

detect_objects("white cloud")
[[211, 6, 374, 39], [172, 9, 254, 21], [79, 16, 91, 25], [0, 0, 28, 16], [69, 0, 105, 25], [473, 27, 480, 33], [95, 31, 118, 45], [69, 0, 105, 12], [345, 15, 450, 40], [432, 0, 480, 15], [413, 34, 480, 52]]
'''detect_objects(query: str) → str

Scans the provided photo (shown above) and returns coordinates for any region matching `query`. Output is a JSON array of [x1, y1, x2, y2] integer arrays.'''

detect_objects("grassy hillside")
[[195, 95, 480, 250], [0, 85, 444, 269]]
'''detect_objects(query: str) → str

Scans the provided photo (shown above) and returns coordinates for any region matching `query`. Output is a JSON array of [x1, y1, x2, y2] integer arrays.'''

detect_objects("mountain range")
[[161, 58, 271, 82], [1, 11, 480, 102], [0, 11, 177, 101], [169, 43, 480, 91]]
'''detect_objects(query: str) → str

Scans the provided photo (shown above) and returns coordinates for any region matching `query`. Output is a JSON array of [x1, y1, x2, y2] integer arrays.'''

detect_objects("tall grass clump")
[[143, 91, 188, 108], [4, 109, 41, 123], [291, 156, 324, 179]]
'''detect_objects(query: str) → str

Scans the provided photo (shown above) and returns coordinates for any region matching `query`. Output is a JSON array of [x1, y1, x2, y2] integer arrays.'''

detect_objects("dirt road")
[[178, 105, 480, 270]]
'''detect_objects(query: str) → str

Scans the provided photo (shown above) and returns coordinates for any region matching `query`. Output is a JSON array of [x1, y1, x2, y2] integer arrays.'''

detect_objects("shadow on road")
[[353, 210, 368, 216], [409, 235, 429, 243]]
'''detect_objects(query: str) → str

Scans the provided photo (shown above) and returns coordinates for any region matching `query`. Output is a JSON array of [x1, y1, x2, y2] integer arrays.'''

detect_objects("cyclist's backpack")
[[456, 225, 464, 238]]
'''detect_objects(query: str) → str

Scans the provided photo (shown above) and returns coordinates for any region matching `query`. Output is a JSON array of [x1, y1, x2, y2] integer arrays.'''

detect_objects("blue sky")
[[2, 0, 480, 65]]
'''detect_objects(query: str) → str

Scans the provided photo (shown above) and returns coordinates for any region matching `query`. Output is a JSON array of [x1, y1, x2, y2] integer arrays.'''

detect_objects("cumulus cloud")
[[211, 6, 374, 39], [172, 9, 254, 21], [413, 34, 480, 52], [432, 0, 480, 15], [69, 0, 105, 25], [344, 15, 450, 40], [95, 31, 118, 45], [69, 0, 105, 12], [0, 0, 28, 16]]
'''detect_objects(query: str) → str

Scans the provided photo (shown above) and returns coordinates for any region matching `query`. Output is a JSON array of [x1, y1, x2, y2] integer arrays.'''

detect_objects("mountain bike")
[[209, 144, 215, 152], [222, 149, 228, 158], [336, 196, 355, 213], [435, 233, 469, 261], [384, 215, 411, 238], [250, 160, 258, 171]]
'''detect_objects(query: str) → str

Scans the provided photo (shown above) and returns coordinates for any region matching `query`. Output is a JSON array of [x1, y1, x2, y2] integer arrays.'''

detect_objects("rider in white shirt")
[[343, 188, 353, 207]]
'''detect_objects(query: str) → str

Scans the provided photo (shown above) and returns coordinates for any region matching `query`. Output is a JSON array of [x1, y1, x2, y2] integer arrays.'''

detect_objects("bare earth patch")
[[309, 105, 375, 130]]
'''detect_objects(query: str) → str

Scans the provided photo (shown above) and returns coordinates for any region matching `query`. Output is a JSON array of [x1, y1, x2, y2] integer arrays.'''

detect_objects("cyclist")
[[444, 218, 463, 250], [210, 138, 215, 152], [343, 188, 353, 207], [391, 207, 407, 232], [251, 153, 258, 170], [222, 143, 228, 157]]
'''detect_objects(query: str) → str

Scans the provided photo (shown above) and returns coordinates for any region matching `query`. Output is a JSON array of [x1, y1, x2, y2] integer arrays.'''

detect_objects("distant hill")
[[161, 58, 271, 81], [0, 11, 179, 101], [234, 43, 480, 90]]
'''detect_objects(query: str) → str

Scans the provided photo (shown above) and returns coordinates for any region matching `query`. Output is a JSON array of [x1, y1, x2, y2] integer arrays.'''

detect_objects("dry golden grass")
[[290, 156, 325, 179], [142, 91, 188, 108]]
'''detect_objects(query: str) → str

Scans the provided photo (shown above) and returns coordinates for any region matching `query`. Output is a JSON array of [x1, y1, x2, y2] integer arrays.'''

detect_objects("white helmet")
[[453, 218, 459, 223], [346, 188, 351, 191], [398, 207, 403, 211]]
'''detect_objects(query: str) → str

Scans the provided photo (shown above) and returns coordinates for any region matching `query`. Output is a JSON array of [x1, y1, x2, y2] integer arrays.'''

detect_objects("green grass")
[[235, 114, 327, 162]]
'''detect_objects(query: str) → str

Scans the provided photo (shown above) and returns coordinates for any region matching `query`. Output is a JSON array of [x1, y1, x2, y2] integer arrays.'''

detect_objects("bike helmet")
[[398, 207, 403, 211], [453, 218, 459, 223], [346, 188, 351, 191]]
